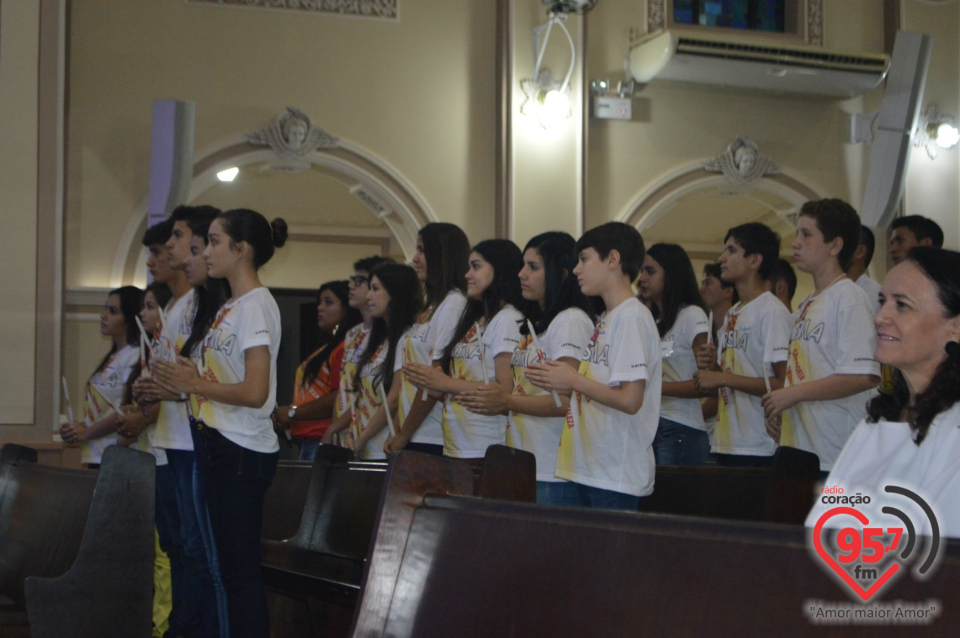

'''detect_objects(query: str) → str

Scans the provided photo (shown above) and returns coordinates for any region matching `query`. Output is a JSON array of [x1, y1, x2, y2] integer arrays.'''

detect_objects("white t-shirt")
[[81, 344, 139, 464], [856, 273, 882, 316], [556, 297, 662, 497], [337, 323, 369, 422], [396, 290, 467, 446], [714, 291, 791, 456], [780, 279, 880, 470], [506, 308, 594, 482], [441, 305, 522, 458], [190, 287, 281, 454], [151, 290, 196, 452], [355, 339, 390, 461], [805, 404, 960, 538], [659, 305, 710, 430]]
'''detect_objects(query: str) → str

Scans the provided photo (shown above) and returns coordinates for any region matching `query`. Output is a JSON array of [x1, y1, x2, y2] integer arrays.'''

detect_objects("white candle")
[[61, 376, 74, 422], [527, 319, 562, 408], [380, 383, 397, 438], [707, 310, 714, 345]]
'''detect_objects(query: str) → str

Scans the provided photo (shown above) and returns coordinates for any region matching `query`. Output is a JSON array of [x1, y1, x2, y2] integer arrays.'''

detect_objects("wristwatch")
[[287, 405, 298, 421]]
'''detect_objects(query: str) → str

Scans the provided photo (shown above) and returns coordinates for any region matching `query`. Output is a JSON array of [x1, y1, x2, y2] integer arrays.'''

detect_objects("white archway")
[[111, 134, 436, 286]]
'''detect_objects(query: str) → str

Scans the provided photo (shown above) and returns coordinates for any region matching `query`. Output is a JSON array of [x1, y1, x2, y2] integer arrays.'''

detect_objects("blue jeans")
[[575, 484, 640, 511], [299, 438, 319, 461], [192, 421, 279, 638], [536, 481, 580, 506], [194, 456, 230, 638], [653, 417, 711, 466], [160, 449, 220, 638]]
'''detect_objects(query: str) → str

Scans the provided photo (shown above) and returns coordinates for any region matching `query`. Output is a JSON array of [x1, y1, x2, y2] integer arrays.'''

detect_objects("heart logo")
[[812, 506, 900, 602]]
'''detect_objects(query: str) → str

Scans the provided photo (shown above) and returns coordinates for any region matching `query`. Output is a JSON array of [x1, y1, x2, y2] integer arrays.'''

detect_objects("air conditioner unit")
[[629, 30, 890, 99]]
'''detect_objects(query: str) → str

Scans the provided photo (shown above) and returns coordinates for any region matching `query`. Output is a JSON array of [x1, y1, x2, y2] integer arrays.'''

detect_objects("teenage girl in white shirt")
[[404, 239, 530, 459], [61, 286, 143, 469], [639, 243, 711, 466], [154, 208, 287, 638]]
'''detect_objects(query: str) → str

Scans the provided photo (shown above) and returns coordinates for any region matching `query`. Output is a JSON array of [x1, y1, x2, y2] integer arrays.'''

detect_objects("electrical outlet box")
[[593, 97, 632, 120]]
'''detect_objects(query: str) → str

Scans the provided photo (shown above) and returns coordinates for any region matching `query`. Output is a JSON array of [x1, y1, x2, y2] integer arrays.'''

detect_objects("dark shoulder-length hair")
[[180, 214, 232, 358], [95, 286, 143, 377], [302, 280, 362, 387], [441, 239, 526, 371], [420, 222, 470, 311], [354, 264, 423, 393], [867, 247, 960, 444], [646, 243, 707, 337], [520, 232, 597, 335]]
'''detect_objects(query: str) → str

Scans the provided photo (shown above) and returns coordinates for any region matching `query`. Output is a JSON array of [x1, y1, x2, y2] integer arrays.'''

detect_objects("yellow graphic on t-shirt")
[[715, 310, 740, 451], [442, 322, 481, 456], [780, 296, 820, 448], [556, 323, 600, 470], [506, 334, 538, 448], [84, 383, 119, 427]]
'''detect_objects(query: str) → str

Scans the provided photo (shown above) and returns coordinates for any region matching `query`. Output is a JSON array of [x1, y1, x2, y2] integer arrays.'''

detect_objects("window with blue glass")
[[673, 0, 785, 32]]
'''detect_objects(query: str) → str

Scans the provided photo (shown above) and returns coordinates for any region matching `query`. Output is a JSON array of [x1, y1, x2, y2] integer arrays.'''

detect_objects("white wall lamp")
[[915, 104, 960, 160], [520, 1, 597, 130], [216, 166, 239, 182]]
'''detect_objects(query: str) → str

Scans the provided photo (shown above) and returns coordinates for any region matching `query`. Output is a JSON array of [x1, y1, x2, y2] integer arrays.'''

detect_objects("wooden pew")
[[350, 495, 960, 638], [0, 450, 98, 607], [637, 446, 821, 524], [25, 445, 157, 638], [262, 444, 535, 637], [262, 459, 313, 541]]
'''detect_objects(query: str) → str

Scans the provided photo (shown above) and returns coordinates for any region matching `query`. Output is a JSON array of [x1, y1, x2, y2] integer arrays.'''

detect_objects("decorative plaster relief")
[[703, 136, 780, 186], [648, 0, 665, 32], [188, 0, 397, 20], [246, 106, 339, 171]]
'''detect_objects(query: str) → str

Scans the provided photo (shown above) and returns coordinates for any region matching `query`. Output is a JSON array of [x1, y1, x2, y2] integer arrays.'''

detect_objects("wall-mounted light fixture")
[[520, 1, 597, 130], [217, 167, 239, 182], [915, 104, 960, 160]]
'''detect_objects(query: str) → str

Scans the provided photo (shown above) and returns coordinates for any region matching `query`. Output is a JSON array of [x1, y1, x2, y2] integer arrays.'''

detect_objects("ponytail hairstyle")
[[646, 243, 707, 337], [94, 286, 143, 387], [441, 239, 526, 372], [216, 208, 288, 269], [354, 264, 423, 393], [180, 214, 232, 358], [867, 247, 960, 444], [520, 232, 597, 336], [419, 222, 470, 311], [302, 280, 362, 387]]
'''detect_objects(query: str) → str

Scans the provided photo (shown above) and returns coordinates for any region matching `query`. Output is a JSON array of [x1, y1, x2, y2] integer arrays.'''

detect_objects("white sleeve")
[[608, 309, 649, 384], [762, 302, 792, 365], [237, 301, 273, 352], [546, 310, 594, 361], [685, 306, 709, 346], [431, 293, 467, 361], [484, 308, 522, 358], [834, 296, 881, 376]]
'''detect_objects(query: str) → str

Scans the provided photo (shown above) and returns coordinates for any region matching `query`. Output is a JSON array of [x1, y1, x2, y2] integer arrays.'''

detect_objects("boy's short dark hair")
[[798, 198, 861, 270], [169, 204, 222, 226], [891, 215, 944, 248], [353, 255, 394, 274], [703, 263, 739, 304], [142, 218, 173, 247], [768, 258, 798, 303], [724, 222, 781, 281], [859, 225, 876, 268], [575, 222, 645, 282]]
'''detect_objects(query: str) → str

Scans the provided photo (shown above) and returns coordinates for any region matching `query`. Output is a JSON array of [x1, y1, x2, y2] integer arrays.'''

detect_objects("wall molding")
[[187, 0, 398, 20]]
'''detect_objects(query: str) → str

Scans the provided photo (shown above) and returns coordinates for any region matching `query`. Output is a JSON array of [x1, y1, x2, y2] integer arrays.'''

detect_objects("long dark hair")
[[94, 286, 143, 375], [646, 243, 707, 337], [520, 232, 597, 335], [123, 283, 172, 404], [867, 247, 960, 444], [442, 239, 526, 372], [302, 280, 362, 386], [180, 215, 232, 358], [420, 222, 470, 311], [354, 264, 424, 393]]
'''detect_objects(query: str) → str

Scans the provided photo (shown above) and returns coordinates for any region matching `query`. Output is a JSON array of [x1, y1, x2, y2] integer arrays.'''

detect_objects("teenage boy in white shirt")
[[695, 222, 791, 468], [527, 222, 661, 511], [763, 199, 880, 476], [699, 263, 739, 426], [847, 225, 881, 316]]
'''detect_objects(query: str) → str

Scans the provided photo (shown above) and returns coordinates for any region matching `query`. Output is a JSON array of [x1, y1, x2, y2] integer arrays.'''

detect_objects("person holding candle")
[[639, 243, 712, 466], [457, 232, 595, 503], [345, 263, 423, 458], [403, 239, 527, 460]]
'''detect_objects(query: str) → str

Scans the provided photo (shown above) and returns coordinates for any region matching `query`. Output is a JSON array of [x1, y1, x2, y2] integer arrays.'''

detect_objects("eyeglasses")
[[349, 275, 369, 287]]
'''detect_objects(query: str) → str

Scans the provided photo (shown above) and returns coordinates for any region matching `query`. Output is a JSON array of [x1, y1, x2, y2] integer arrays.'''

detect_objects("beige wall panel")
[[0, 0, 40, 423], [66, 0, 497, 288], [258, 241, 389, 290]]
